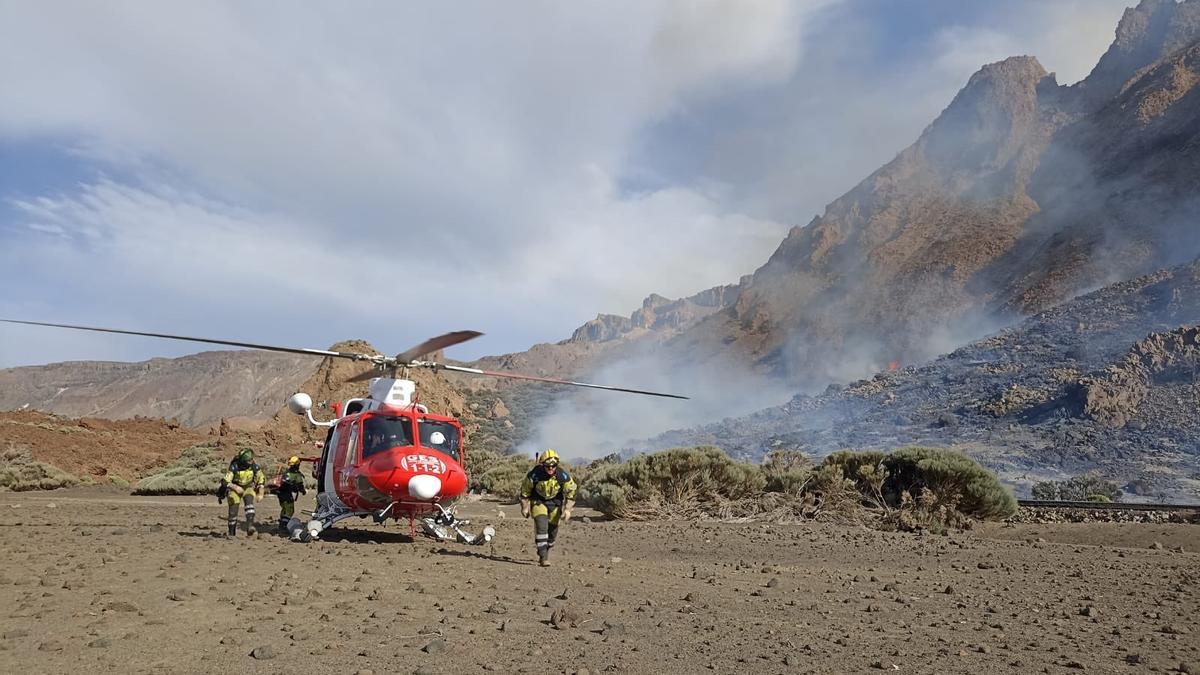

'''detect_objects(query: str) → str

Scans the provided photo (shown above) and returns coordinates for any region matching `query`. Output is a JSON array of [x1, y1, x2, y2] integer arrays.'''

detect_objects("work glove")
[[562, 508, 572, 523], [520, 500, 531, 519], [231, 484, 244, 496], [256, 489, 265, 500]]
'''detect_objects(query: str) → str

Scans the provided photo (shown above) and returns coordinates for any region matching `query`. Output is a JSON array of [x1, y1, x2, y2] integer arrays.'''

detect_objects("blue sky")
[[0, 0, 1132, 369]]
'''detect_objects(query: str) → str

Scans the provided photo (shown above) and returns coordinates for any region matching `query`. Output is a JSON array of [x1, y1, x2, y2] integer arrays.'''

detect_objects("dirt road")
[[0, 487, 1196, 674]]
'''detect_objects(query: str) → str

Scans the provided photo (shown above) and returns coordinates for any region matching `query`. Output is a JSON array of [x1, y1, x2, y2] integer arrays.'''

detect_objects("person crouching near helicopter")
[[276, 456, 307, 533], [218, 449, 266, 537], [519, 449, 577, 567]]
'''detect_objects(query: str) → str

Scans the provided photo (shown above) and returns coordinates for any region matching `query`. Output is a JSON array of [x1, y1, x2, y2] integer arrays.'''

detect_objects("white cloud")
[[0, 0, 1137, 370], [0, 1, 822, 365], [931, 1, 1130, 85]]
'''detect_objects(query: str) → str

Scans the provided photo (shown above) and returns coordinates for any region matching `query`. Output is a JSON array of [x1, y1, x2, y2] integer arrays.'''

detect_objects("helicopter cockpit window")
[[417, 420, 461, 462], [361, 416, 414, 459]]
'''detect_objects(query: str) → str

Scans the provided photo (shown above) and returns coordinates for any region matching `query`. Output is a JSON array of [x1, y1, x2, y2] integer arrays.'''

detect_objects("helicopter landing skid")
[[418, 503, 495, 546], [294, 495, 358, 542]]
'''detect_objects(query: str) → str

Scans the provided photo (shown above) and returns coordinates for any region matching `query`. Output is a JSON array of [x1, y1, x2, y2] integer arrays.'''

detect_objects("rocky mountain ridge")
[[638, 258, 1200, 501], [482, 0, 1200, 389], [0, 350, 316, 428]]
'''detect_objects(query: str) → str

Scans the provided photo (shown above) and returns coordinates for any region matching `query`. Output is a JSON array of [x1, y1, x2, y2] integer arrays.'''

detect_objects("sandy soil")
[[0, 488, 1196, 675]]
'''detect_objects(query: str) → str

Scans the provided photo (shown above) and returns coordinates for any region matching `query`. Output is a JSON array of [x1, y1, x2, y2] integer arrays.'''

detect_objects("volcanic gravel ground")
[[0, 488, 1197, 674]]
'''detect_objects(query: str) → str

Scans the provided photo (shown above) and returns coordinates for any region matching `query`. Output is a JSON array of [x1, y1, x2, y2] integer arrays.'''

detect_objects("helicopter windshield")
[[361, 415, 414, 459], [418, 419, 461, 462]]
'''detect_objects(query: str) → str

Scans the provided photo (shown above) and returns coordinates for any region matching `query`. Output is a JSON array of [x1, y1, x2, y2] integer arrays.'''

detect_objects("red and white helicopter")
[[1, 319, 687, 544]]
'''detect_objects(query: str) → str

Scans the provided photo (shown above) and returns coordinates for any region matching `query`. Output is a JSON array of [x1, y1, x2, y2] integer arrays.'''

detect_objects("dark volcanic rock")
[[638, 260, 1200, 500]]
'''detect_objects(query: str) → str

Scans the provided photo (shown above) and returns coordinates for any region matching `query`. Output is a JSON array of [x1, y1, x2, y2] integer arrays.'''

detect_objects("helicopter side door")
[[316, 425, 338, 494], [330, 419, 359, 496]]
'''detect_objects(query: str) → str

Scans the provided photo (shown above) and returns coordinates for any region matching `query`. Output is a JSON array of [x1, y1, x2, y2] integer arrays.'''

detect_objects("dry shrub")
[[878, 487, 969, 534], [0, 444, 89, 491]]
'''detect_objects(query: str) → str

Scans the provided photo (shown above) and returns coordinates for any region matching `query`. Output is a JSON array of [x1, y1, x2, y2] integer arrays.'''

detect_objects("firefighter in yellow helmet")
[[519, 449, 577, 566], [218, 449, 266, 537], [276, 456, 307, 532]]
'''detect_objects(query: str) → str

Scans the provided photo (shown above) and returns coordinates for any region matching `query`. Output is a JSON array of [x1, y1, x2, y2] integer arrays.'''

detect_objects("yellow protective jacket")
[[520, 465, 577, 507], [223, 463, 266, 490]]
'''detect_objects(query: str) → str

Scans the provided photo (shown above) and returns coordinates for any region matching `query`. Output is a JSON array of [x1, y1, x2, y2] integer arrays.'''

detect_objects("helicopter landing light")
[[408, 474, 441, 500]]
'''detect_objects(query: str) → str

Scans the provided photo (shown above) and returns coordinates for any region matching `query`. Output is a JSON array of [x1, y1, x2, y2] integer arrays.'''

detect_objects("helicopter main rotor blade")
[[394, 330, 483, 364], [430, 363, 690, 400], [0, 319, 382, 363], [346, 367, 392, 383]]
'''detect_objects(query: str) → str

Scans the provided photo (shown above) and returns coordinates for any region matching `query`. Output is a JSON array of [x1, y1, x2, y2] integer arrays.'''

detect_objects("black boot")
[[245, 513, 256, 535], [227, 522, 237, 537]]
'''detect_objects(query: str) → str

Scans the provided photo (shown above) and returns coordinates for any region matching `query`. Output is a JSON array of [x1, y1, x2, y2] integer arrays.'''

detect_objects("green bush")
[[820, 449, 888, 492], [465, 448, 532, 501], [1030, 476, 1122, 502], [582, 446, 767, 520], [0, 444, 88, 491], [1030, 481, 1058, 500], [134, 443, 227, 495], [762, 449, 813, 494], [882, 447, 1017, 520]]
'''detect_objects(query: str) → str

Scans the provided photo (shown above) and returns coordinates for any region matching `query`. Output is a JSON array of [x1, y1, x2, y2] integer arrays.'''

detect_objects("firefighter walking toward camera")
[[218, 449, 266, 537], [520, 449, 577, 567], [276, 456, 306, 532]]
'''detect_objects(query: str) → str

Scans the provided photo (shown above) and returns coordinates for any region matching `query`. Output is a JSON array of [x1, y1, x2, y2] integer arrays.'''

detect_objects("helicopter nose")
[[407, 474, 442, 500]]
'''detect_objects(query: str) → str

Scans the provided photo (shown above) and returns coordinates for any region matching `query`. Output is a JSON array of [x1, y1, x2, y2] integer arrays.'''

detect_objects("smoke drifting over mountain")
[[522, 0, 1200, 461], [519, 347, 796, 461]]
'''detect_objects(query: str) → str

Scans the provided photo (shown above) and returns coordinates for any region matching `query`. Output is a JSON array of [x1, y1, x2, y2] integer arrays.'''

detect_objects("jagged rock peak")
[[1078, 0, 1200, 103], [642, 293, 671, 309], [569, 314, 633, 343], [923, 56, 1048, 156], [567, 285, 741, 344]]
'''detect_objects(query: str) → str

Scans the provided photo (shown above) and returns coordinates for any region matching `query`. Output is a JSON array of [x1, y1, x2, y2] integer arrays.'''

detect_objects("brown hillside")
[[0, 350, 316, 427], [1, 410, 206, 482]]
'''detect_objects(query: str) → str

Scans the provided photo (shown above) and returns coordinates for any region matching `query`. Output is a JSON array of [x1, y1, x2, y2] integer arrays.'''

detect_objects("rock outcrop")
[[1078, 325, 1200, 427]]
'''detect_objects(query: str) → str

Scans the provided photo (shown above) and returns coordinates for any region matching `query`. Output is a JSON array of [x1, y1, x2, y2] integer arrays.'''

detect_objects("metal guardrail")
[[1018, 500, 1200, 511]]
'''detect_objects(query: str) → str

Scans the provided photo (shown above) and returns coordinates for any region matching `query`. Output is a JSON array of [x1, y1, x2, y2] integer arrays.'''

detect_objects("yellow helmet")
[[537, 449, 560, 465], [287, 456, 300, 467]]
